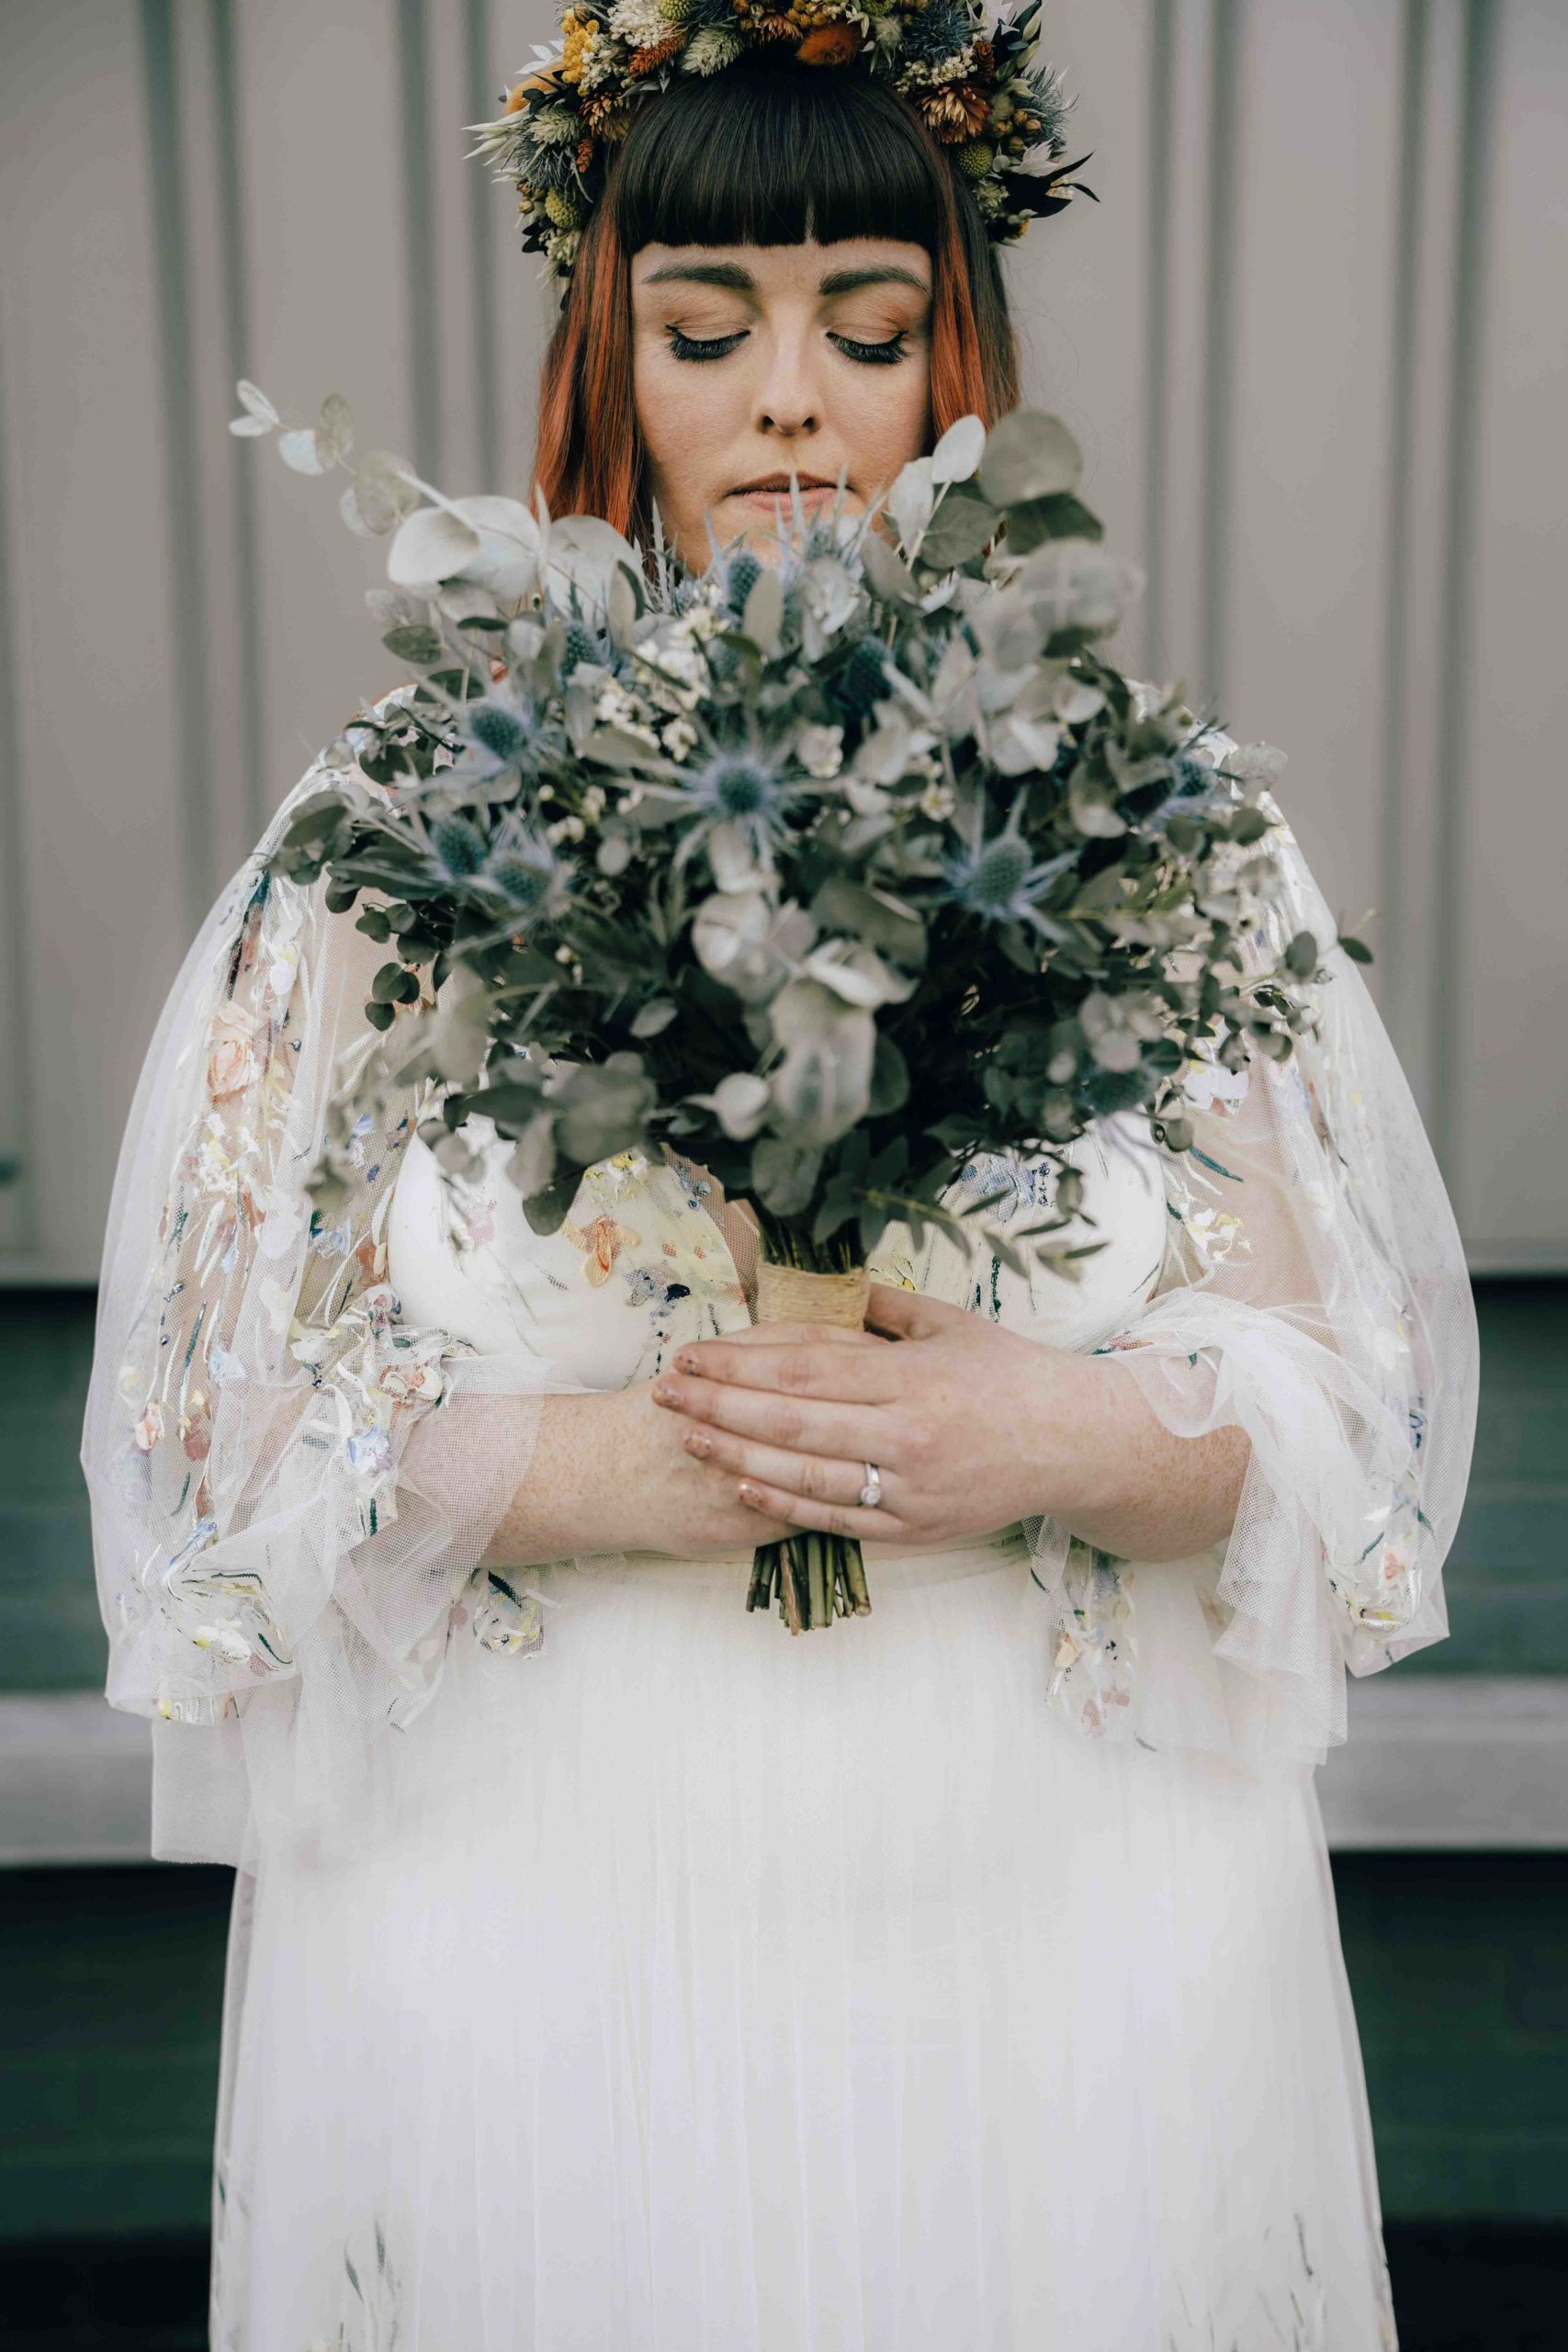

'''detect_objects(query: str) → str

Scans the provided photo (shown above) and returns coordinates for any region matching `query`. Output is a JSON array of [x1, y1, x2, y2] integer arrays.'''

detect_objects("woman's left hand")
[[650, 1282, 1122, 1550]]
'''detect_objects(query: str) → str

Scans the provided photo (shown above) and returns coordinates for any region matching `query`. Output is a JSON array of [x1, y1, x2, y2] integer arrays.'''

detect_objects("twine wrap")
[[754, 1261, 870, 1332]]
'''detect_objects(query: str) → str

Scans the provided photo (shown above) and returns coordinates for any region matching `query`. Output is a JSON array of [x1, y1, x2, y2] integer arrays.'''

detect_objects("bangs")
[[610, 64, 943, 253]]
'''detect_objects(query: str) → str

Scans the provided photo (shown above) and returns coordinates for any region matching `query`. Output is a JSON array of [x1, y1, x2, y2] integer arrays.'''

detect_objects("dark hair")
[[532, 62, 1021, 546]]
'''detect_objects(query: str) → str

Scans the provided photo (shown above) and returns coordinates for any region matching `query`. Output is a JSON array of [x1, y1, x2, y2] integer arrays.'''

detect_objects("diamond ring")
[[858, 1462, 884, 1510]]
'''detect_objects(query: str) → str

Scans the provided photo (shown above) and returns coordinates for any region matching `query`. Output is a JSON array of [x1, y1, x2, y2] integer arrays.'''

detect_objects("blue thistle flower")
[[430, 814, 490, 879], [475, 818, 572, 925], [899, 0, 968, 63], [942, 800, 1075, 938]]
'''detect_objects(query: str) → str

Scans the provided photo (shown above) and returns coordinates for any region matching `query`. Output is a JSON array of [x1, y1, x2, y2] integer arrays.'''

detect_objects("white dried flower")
[[795, 722, 844, 778]]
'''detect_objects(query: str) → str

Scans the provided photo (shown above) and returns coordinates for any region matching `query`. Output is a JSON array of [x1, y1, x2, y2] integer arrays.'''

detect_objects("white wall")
[[1, 0, 1562, 1279]]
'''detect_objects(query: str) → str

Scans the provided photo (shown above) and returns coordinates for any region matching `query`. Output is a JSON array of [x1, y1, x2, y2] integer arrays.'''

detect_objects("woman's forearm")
[[1043, 1354, 1250, 1560], [478, 1392, 638, 1568], [477, 1385, 794, 1569]]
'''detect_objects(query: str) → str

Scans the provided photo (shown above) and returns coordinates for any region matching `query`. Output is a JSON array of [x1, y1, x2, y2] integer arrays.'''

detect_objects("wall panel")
[[0, 0, 1563, 1281]]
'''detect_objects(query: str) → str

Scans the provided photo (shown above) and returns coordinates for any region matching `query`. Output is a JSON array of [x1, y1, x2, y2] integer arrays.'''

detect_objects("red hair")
[[530, 98, 1021, 551]]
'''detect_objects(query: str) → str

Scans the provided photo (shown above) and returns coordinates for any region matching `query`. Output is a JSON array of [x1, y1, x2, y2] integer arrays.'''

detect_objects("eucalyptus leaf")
[[741, 567, 784, 657], [930, 413, 987, 486], [354, 451, 422, 535], [919, 484, 998, 571], [315, 393, 354, 466], [977, 411, 1083, 507], [750, 1136, 823, 1220], [381, 624, 445, 665], [277, 427, 326, 476], [234, 380, 280, 425], [388, 505, 483, 590]]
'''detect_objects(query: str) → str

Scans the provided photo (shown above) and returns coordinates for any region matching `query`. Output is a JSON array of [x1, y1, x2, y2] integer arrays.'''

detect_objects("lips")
[[730, 473, 836, 495]]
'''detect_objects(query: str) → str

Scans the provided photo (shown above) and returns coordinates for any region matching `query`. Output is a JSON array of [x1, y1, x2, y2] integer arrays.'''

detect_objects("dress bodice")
[[385, 1119, 1171, 1384]]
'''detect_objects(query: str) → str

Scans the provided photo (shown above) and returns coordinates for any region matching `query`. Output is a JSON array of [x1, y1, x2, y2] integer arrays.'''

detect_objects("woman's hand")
[[650, 1283, 1250, 1559], [648, 1284, 1093, 1550]]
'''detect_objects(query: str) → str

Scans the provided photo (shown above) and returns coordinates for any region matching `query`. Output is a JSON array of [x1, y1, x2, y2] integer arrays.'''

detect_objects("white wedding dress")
[[80, 732, 1477, 2352], [209, 1130, 1393, 2352]]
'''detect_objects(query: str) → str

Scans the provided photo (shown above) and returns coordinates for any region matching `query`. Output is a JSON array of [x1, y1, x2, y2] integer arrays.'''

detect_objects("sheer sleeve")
[[80, 726, 543, 1867], [1026, 789, 1480, 1770]]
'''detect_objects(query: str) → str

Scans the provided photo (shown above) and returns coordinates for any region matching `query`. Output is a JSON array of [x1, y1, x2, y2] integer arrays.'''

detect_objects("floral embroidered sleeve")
[[1030, 785, 1479, 1768], [81, 727, 541, 1864]]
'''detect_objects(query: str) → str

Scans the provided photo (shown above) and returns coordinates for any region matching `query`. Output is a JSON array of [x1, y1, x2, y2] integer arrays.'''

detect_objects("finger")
[[736, 1476, 898, 1544], [678, 1325, 879, 1358], [864, 1283, 964, 1341], [653, 1372, 892, 1460], [682, 1424, 874, 1510], [671, 1336, 898, 1402]]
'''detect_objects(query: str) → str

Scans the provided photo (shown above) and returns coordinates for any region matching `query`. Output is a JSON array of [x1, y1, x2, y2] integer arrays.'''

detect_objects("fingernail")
[[674, 1351, 701, 1374], [684, 1430, 711, 1458], [739, 1481, 761, 1507], [652, 1382, 677, 1406]]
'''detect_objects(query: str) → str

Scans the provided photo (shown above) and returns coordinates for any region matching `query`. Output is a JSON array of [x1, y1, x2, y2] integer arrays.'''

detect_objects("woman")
[[83, 32, 1477, 2352]]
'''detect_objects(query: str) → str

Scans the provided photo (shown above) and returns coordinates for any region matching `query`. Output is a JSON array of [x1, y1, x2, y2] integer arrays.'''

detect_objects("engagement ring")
[[859, 1463, 884, 1510]]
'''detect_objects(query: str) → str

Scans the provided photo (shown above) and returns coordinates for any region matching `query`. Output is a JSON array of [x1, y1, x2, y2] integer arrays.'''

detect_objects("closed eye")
[[829, 331, 911, 366], [667, 327, 747, 362]]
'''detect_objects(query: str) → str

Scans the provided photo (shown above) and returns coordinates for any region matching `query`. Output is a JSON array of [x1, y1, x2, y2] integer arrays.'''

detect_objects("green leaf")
[[370, 961, 421, 1004], [750, 1136, 822, 1220], [976, 410, 1082, 507], [1284, 929, 1319, 978], [931, 413, 987, 485], [1001, 493, 1105, 554], [1228, 806, 1270, 845], [522, 1180, 574, 1237], [869, 1033, 910, 1116], [919, 482, 998, 570], [382, 624, 445, 665], [1337, 933, 1374, 966]]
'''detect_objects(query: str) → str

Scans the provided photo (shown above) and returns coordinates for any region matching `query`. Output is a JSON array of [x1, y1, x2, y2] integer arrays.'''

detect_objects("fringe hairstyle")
[[530, 63, 1021, 552]]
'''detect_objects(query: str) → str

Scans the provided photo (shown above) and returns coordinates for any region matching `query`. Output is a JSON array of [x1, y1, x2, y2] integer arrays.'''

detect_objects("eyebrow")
[[638, 260, 930, 298]]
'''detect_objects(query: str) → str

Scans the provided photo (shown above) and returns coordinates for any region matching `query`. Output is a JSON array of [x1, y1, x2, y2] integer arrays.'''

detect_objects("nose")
[[754, 324, 822, 442]]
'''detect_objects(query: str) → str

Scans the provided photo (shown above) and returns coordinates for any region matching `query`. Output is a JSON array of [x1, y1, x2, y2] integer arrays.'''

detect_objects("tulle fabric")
[[79, 709, 542, 1868], [1023, 786, 1478, 1770], [210, 1540, 1397, 2352]]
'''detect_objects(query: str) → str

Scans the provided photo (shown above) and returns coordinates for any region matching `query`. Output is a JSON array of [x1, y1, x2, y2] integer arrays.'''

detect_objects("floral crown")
[[469, 0, 1091, 283]]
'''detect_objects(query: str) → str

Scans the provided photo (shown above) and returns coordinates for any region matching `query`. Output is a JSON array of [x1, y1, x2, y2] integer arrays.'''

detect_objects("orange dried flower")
[[582, 93, 633, 138], [920, 82, 991, 141], [796, 22, 862, 65], [629, 32, 687, 74]]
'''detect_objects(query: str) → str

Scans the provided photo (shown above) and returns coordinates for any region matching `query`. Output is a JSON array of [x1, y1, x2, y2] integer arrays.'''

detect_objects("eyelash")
[[665, 327, 911, 368]]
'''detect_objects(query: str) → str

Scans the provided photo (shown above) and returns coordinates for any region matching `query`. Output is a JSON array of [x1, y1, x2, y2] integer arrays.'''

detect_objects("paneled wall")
[[1, 0, 1562, 1281]]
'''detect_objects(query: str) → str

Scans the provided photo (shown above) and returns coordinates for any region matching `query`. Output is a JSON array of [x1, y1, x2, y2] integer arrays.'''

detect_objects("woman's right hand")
[[481, 1380, 794, 1568]]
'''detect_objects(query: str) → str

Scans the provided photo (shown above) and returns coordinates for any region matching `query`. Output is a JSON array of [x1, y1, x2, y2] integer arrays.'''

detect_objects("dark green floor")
[[3, 1280, 1566, 2341]]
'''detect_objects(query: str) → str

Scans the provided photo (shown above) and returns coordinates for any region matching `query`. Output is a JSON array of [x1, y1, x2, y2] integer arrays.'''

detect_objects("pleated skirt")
[[209, 1538, 1398, 2351]]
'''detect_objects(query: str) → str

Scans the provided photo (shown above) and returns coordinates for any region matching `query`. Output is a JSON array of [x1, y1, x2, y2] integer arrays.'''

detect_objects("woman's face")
[[630, 237, 933, 569]]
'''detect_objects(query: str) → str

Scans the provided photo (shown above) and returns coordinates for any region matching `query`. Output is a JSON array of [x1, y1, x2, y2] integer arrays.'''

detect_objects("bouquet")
[[235, 384, 1349, 1631]]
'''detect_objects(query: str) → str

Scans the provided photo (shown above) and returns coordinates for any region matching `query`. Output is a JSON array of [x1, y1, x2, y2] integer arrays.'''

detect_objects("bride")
[[83, 20, 1478, 2352]]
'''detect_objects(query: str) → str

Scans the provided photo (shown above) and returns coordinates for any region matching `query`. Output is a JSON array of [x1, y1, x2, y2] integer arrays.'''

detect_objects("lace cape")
[[81, 726, 1479, 1864]]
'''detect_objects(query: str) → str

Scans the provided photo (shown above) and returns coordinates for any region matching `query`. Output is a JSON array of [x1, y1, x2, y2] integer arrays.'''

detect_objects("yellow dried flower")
[[559, 11, 601, 85], [957, 139, 993, 179]]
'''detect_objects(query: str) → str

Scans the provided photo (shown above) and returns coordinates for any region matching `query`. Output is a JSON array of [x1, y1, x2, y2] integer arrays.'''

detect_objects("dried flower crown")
[[469, 0, 1091, 282]]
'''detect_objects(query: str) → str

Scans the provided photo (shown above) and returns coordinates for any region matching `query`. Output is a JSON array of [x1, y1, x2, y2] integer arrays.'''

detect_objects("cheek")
[[633, 335, 728, 497], [838, 356, 931, 477]]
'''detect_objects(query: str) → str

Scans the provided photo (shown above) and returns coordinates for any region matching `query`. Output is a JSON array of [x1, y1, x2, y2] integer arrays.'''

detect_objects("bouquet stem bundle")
[[746, 1246, 873, 1632]]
